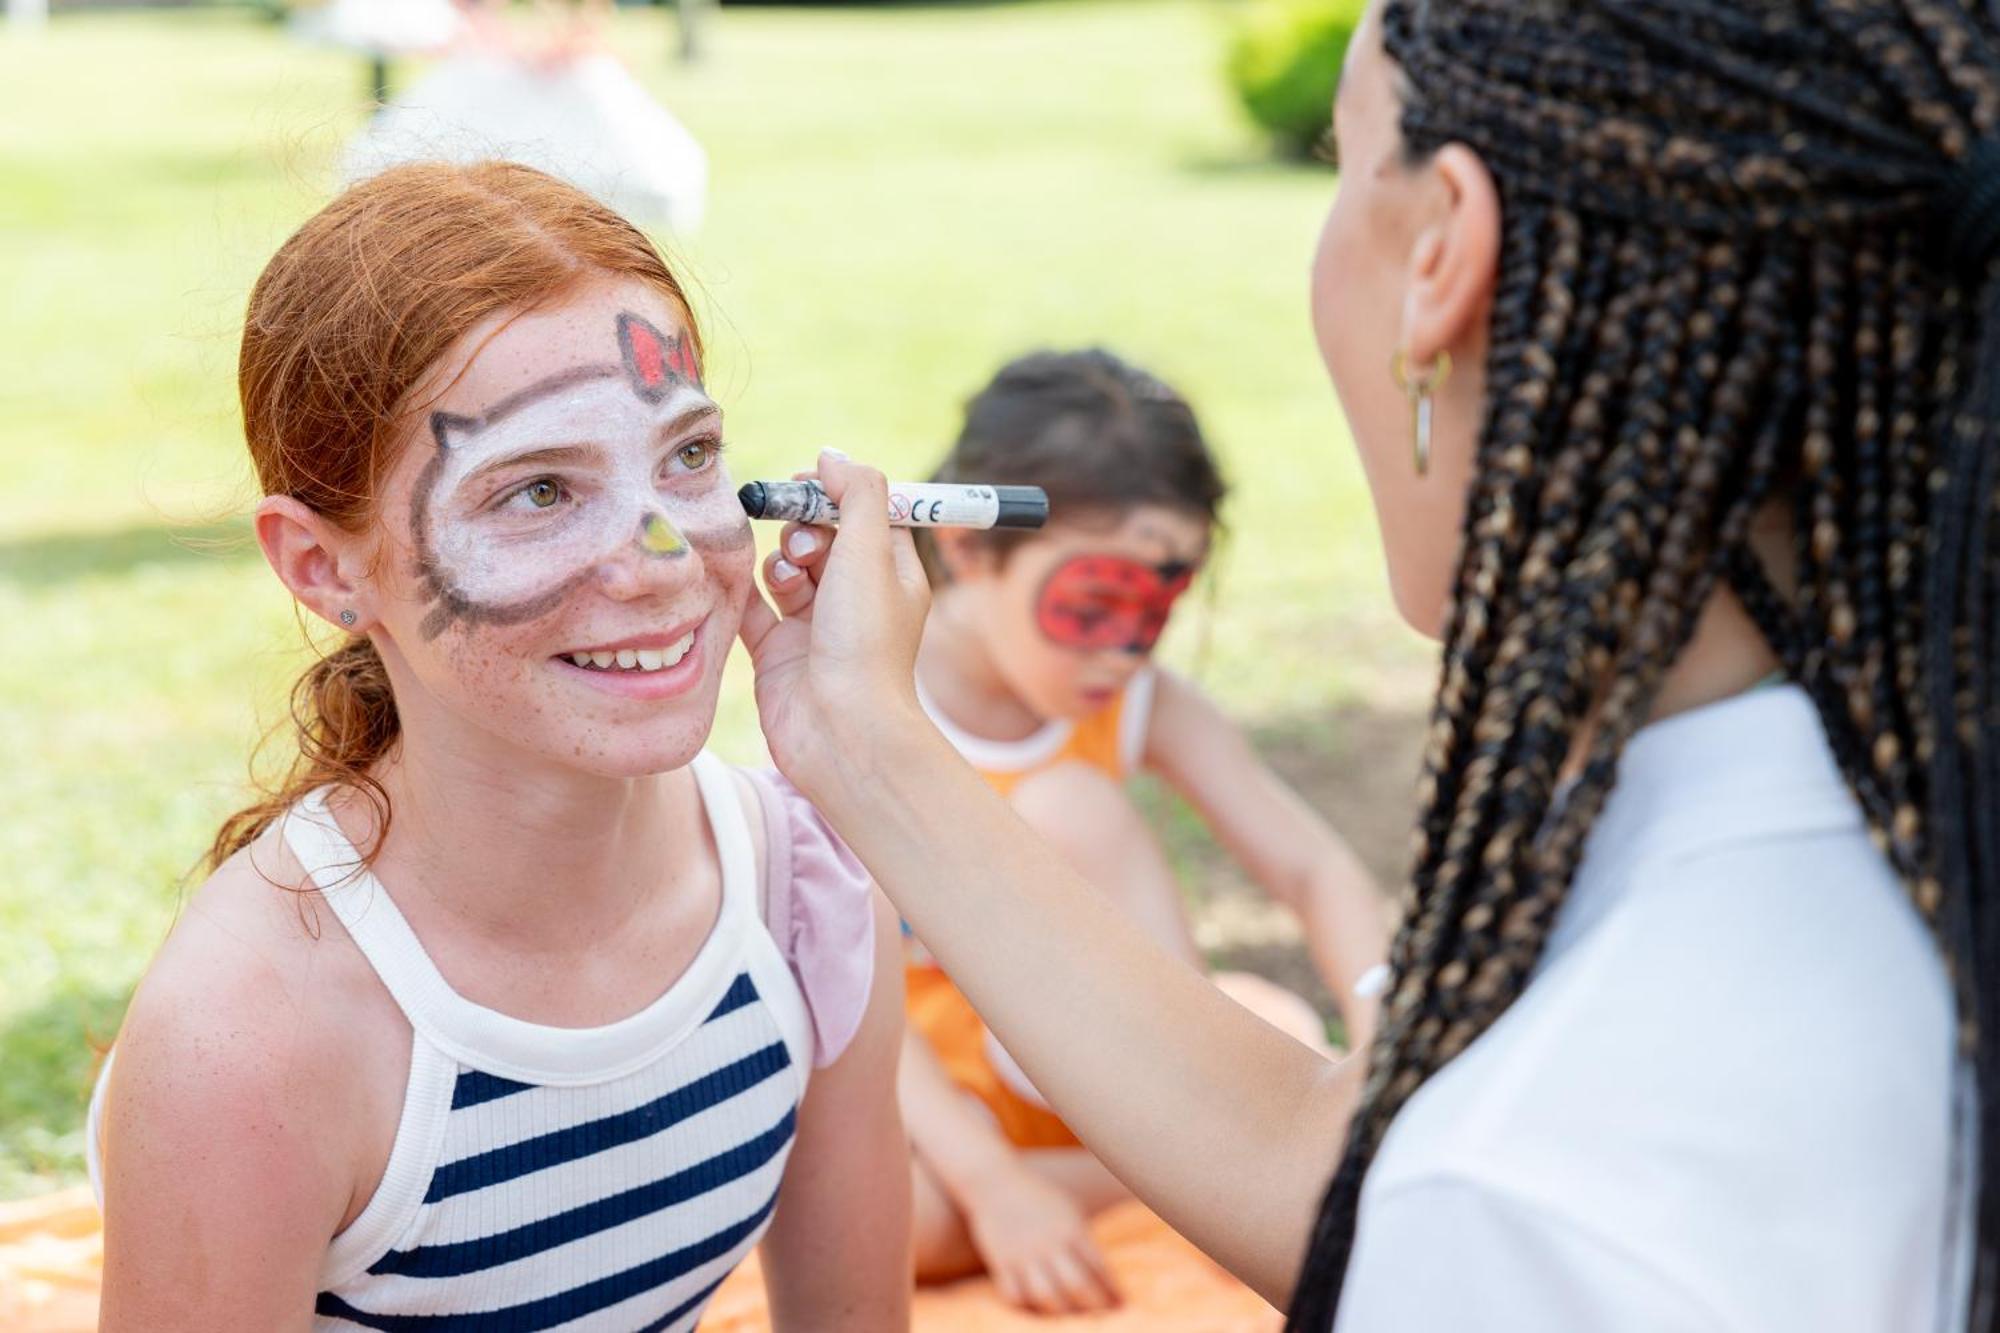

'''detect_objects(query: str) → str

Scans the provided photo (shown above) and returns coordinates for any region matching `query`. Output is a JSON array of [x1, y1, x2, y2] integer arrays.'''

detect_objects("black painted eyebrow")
[[469, 364, 624, 429], [436, 365, 717, 447]]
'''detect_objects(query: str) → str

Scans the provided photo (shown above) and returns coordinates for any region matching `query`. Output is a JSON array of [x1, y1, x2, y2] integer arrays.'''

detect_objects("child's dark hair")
[[921, 348, 1228, 582]]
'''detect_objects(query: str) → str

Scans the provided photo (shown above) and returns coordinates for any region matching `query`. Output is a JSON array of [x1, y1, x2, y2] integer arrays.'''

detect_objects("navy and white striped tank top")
[[282, 752, 814, 1331]]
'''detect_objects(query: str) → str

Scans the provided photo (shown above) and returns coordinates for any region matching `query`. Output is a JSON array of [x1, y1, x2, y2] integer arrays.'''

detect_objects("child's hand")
[[961, 1161, 1123, 1316], [739, 452, 932, 800]]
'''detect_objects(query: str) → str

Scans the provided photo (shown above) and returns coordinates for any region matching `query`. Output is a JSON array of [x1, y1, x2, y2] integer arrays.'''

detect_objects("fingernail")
[[772, 557, 801, 582], [786, 529, 819, 560], [820, 447, 847, 461]]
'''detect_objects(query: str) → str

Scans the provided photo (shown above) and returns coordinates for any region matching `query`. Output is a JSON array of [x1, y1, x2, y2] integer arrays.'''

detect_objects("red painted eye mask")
[[1034, 555, 1196, 654]]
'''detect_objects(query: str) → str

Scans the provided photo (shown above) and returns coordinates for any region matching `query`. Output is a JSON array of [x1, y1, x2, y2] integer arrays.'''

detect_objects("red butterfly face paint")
[[617, 310, 702, 401], [1033, 554, 1196, 654]]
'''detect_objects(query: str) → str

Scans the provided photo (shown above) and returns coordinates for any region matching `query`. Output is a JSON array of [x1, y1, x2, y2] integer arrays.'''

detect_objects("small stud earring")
[[338, 609, 358, 628], [1389, 349, 1452, 478]]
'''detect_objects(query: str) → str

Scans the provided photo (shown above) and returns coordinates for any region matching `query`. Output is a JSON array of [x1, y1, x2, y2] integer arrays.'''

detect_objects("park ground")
[[0, 0, 1431, 1198]]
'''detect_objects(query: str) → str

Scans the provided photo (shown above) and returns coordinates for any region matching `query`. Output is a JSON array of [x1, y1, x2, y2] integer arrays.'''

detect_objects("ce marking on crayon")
[[739, 480, 1048, 530], [891, 490, 957, 524]]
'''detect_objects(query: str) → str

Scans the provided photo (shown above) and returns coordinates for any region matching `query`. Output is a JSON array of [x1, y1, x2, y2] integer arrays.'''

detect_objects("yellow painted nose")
[[639, 512, 688, 556]]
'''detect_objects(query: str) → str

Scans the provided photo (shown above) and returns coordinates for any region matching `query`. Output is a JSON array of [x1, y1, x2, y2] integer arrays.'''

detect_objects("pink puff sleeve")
[[745, 769, 877, 1069]]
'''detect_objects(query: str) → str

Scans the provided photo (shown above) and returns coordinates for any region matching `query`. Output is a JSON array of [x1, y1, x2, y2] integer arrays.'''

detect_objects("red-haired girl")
[[90, 161, 909, 1332]]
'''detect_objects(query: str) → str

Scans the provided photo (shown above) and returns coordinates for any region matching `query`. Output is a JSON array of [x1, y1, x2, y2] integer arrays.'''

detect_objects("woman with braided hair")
[[740, 0, 1998, 1327]]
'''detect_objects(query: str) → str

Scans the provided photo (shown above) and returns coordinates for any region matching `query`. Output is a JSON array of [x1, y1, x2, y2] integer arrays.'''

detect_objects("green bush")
[[1225, 0, 1363, 160]]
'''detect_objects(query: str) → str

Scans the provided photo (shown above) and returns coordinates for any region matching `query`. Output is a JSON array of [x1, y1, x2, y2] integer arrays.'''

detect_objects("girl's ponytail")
[[204, 634, 399, 874]]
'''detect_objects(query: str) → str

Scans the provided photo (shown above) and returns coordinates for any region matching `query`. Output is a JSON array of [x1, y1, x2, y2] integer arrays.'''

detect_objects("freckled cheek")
[[682, 508, 756, 603], [700, 538, 757, 639], [438, 630, 541, 700]]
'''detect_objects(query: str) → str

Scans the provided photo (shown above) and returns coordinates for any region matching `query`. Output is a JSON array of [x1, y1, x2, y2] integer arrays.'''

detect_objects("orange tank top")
[[903, 670, 1157, 1148]]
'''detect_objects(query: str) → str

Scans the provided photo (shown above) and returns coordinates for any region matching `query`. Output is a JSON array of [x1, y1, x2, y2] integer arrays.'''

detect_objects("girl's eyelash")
[[481, 436, 725, 509], [494, 476, 567, 511], [670, 436, 726, 469]]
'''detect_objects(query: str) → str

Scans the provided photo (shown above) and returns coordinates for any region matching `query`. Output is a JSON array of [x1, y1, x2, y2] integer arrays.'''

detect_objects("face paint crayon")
[[738, 480, 1048, 530]]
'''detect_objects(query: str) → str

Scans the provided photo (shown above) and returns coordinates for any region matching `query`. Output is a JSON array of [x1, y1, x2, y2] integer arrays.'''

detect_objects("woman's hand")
[[960, 1159, 1123, 1316], [737, 452, 934, 801]]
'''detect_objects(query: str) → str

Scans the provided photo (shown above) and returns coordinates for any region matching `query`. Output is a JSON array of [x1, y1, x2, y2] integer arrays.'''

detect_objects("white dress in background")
[[292, 0, 463, 56], [339, 45, 708, 236]]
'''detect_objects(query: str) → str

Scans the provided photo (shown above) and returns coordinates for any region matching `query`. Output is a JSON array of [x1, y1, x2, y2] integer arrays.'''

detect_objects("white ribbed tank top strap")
[[688, 751, 756, 930], [690, 758, 815, 1085], [319, 1031, 457, 1290], [280, 790, 455, 1040]]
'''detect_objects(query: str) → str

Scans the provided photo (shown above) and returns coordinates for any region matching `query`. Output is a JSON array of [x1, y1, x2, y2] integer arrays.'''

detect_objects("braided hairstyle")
[[1288, 3, 2000, 1327]]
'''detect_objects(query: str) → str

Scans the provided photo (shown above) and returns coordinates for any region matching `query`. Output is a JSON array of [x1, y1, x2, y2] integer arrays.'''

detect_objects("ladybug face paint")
[[1033, 554, 1197, 654]]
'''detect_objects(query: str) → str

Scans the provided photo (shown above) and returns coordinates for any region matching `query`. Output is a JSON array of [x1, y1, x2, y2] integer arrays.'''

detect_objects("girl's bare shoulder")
[[136, 822, 403, 1046], [108, 821, 409, 1200]]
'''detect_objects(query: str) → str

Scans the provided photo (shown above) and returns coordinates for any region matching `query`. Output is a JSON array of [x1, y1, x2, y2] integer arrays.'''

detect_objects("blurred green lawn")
[[0, 0, 1426, 1197]]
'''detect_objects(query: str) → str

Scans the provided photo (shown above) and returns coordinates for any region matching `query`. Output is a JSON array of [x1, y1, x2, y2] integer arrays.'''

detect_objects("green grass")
[[0, 1, 1426, 1197]]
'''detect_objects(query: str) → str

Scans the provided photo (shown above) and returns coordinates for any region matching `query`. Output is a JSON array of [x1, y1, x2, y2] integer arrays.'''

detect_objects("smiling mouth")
[[562, 630, 697, 674]]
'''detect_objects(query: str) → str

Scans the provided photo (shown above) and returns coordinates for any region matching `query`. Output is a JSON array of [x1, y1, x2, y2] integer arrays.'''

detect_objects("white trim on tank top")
[[88, 751, 818, 1293], [279, 751, 759, 1086], [915, 666, 1156, 775], [305, 752, 814, 1289], [319, 1034, 457, 1289]]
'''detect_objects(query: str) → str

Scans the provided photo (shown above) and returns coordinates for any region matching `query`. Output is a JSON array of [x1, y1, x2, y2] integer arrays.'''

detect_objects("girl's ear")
[[932, 527, 998, 582], [255, 496, 377, 631]]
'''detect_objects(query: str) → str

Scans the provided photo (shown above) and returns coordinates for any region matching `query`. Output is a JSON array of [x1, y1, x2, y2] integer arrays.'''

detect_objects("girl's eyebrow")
[[658, 402, 722, 439], [458, 402, 723, 489], [461, 443, 601, 489]]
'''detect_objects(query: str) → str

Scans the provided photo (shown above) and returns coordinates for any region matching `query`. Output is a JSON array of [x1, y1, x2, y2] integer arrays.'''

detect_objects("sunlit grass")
[[0, 0, 1424, 1194]]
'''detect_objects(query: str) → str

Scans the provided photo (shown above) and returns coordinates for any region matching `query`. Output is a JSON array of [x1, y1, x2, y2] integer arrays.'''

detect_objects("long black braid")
[[1286, 3, 2000, 1328]]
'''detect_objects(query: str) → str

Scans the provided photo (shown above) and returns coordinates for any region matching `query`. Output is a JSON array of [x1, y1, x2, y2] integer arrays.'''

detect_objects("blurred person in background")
[[739, 1, 2000, 1328], [896, 347, 1385, 1315]]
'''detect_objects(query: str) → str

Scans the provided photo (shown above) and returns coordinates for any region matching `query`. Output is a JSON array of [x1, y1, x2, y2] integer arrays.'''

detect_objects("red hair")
[[209, 161, 702, 871]]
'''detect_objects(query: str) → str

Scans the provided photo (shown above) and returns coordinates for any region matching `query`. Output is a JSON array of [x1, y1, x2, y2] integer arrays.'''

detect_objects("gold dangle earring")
[[1389, 349, 1452, 477]]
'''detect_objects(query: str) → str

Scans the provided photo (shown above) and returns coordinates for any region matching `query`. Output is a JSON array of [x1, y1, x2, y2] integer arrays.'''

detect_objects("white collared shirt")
[[1336, 686, 1971, 1332]]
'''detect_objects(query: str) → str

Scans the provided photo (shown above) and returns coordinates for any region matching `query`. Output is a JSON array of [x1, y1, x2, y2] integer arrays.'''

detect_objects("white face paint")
[[410, 311, 745, 639]]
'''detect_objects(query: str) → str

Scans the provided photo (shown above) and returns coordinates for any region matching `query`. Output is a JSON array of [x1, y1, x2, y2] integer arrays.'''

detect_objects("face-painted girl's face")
[[950, 505, 1211, 722], [362, 279, 756, 779]]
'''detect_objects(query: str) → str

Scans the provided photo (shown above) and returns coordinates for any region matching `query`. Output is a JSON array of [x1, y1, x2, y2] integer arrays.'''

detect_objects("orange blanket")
[[0, 1188, 1277, 1332]]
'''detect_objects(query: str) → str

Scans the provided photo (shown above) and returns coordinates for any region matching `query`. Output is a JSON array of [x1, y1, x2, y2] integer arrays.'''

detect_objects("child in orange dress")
[[900, 349, 1388, 1315]]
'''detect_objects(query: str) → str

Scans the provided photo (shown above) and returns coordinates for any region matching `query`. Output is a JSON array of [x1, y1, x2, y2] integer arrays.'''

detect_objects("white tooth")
[[636, 648, 665, 671], [591, 651, 616, 669], [616, 649, 639, 669], [663, 632, 694, 666], [571, 653, 592, 667]]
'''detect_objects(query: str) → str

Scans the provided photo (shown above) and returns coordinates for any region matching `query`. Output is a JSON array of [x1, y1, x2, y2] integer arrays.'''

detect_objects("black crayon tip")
[[995, 486, 1050, 530], [738, 481, 767, 518]]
